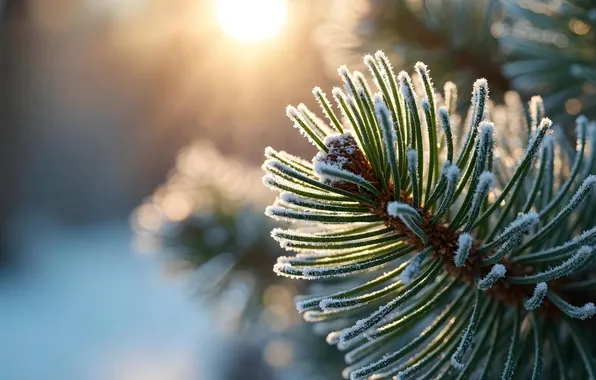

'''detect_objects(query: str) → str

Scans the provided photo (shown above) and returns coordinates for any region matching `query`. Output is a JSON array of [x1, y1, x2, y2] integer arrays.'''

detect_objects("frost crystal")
[[454, 233, 473, 267], [524, 282, 548, 310], [477, 264, 507, 291]]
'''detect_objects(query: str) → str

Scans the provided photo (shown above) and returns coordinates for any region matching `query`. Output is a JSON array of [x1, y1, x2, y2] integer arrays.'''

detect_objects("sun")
[[217, 0, 287, 43]]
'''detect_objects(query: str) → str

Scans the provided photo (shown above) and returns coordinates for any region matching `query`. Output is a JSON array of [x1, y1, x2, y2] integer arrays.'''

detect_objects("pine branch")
[[263, 51, 596, 379]]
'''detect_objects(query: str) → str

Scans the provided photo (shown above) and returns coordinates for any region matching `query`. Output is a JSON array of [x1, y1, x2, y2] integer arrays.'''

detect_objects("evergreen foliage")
[[317, 0, 507, 108], [262, 52, 596, 379], [132, 141, 281, 324], [499, 0, 596, 121], [318, 0, 596, 122]]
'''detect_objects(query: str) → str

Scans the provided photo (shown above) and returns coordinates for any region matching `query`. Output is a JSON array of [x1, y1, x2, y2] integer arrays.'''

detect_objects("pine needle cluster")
[[262, 51, 596, 379]]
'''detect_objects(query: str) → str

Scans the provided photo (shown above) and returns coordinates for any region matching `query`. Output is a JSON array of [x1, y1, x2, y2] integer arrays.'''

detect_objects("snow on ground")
[[0, 220, 219, 380]]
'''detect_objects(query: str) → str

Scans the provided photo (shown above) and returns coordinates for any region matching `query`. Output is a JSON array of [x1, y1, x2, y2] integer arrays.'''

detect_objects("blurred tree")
[[132, 141, 345, 379], [132, 141, 280, 327], [317, 0, 507, 108], [317, 0, 596, 123], [499, 0, 596, 123]]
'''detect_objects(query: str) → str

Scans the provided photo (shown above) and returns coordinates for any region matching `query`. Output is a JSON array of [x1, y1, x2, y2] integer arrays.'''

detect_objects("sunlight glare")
[[217, 0, 287, 42]]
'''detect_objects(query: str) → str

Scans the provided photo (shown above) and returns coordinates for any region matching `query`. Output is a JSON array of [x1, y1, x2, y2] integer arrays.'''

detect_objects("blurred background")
[[1, 1, 329, 379], [1, 0, 594, 378]]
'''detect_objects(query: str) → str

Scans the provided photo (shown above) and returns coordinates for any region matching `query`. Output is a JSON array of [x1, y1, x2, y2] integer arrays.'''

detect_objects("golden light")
[[161, 191, 193, 222], [217, 0, 287, 42], [565, 98, 582, 115]]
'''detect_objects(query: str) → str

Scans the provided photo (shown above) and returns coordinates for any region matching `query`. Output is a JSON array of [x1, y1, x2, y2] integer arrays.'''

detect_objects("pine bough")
[[262, 51, 596, 379], [132, 142, 281, 324], [500, 0, 596, 122]]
